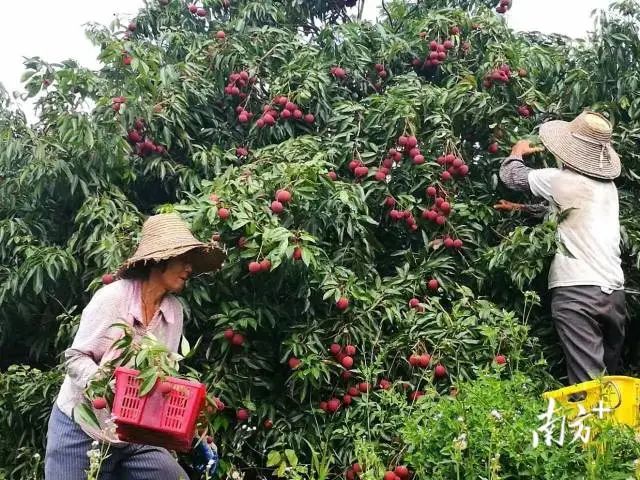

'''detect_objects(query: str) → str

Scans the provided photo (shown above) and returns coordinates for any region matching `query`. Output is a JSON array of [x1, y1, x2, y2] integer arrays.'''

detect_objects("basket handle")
[[602, 380, 623, 410]]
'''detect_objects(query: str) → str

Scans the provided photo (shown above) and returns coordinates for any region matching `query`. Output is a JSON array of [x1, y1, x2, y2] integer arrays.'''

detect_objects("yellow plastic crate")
[[543, 376, 640, 428]]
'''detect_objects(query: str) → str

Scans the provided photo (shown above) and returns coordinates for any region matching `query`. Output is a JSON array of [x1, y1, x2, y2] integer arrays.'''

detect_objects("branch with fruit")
[[73, 322, 202, 432]]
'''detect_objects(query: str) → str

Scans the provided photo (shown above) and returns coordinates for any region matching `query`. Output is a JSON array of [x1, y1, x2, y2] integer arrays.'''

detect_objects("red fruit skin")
[[434, 364, 447, 378], [270, 200, 284, 214], [231, 333, 245, 346], [216, 31, 226, 39], [358, 382, 371, 393], [394, 466, 410, 479], [327, 171, 338, 181], [288, 357, 301, 369], [304, 113, 315, 124], [330, 343, 342, 355], [409, 390, 425, 401], [384, 472, 396, 480], [453, 239, 464, 249], [214, 397, 225, 411], [441, 171, 452, 182], [346, 470, 355, 480], [188, 4, 198, 14], [406, 136, 418, 148], [224, 328, 234, 340], [418, 354, 431, 368], [342, 394, 352, 406], [444, 237, 455, 249], [341, 356, 354, 369], [398, 135, 408, 146], [378, 379, 391, 390], [327, 398, 341, 413], [292, 247, 303, 260], [347, 386, 360, 397], [336, 297, 350, 311], [352, 463, 362, 474], [158, 381, 173, 395], [259, 259, 271, 272], [409, 298, 420, 308], [409, 354, 419, 367], [344, 345, 356, 356], [263, 419, 273, 429], [92, 397, 108, 410], [101, 273, 115, 285], [236, 408, 250, 422], [426, 186, 437, 197], [385, 196, 397, 208], [218, 208, 230, 220], [488, 143, 499, 154], [341, 371, 352, 381], [354, 166, 369, 178], [248, 261, 262, 274], [427, 279, 439, 291], [495, 354, 507, 365]]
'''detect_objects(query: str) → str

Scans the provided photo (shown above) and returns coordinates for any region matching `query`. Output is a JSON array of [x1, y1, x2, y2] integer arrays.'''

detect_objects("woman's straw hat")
[[116, 213, 226, 277], [539, 110, 621, 180]]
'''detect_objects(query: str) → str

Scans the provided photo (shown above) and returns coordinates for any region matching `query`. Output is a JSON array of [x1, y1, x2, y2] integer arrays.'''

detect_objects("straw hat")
[[116, 213, 226, 278], [539, 110, 621, 180]]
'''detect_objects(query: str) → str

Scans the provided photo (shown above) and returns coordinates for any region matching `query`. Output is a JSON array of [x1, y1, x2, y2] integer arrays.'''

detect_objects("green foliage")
[[0, 0, 639, 478], [400, 373, 640, 479]]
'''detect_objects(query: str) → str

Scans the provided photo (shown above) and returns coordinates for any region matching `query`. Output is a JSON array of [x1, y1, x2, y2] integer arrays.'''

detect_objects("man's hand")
[[510, 140, 545, 159], [494, 199, 523, 212]]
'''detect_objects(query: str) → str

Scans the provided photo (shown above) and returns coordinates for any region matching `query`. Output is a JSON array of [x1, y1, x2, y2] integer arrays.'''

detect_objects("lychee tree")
[[0, 0, 639, 478]]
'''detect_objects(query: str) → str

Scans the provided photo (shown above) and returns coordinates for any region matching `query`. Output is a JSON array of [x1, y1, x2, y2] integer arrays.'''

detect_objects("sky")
[[0, 0, 611, 118]]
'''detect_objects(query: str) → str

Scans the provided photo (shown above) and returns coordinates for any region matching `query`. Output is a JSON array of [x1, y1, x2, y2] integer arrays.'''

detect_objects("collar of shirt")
[[127, 279, 176, 326]]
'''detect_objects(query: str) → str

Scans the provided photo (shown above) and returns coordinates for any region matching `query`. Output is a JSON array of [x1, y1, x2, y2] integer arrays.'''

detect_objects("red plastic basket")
[[111, 367, 206, 452]]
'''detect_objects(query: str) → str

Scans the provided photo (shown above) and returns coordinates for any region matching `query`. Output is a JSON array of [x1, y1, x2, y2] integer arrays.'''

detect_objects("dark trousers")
[[551, 286, 626, 385]]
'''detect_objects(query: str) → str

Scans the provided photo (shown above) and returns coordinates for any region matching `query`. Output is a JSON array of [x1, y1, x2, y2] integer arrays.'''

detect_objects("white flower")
[[457, 416, 464, 422], [491, 409, 503, 421], [91, 441, 99, 449]]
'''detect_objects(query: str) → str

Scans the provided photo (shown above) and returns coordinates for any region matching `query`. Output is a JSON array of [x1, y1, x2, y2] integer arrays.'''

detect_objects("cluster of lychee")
[[382, 466, 412, 480], [330, 343, 357, 369], [422, 188, 452, 225], [256, 96, 315, 128], [442, 235, 464, 250], [111, 96, 126, 112], [247, 258, 271, 274], [386, 198, 419, 232], [188, 4, 208, 16], [209, 194, 231, 220], [223, 328, 245, 346], [436, 153, 469, 181], [126, 118, 167, 157], [348, 159, 369, 179], [224, 70, 255, 99], [269, 188, 293, 214], [495, 0, 512, 14]]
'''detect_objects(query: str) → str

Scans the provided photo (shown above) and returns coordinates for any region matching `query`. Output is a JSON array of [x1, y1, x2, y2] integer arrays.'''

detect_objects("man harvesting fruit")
[[45, 213, 225, 479], [497, 111, 626, 385]]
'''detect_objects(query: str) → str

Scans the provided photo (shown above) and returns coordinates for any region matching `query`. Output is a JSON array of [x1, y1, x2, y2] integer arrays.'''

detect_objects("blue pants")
[[44, 404, 189, 479]]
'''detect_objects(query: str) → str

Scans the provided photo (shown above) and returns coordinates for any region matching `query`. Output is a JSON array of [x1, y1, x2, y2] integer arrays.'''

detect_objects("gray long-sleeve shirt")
[[499, 156, 548, 217]]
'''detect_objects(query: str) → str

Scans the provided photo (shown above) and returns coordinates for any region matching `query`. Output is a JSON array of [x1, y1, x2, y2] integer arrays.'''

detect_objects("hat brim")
[[539, 120, 621, 180], [116, 243, 226, 278]]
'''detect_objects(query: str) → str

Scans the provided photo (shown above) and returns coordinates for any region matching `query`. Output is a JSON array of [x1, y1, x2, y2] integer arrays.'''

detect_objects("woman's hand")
[[510, 140, 545, 159]]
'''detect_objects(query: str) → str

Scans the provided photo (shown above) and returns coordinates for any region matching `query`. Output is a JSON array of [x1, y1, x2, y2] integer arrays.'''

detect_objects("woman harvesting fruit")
[[44, 213, 225, 479]]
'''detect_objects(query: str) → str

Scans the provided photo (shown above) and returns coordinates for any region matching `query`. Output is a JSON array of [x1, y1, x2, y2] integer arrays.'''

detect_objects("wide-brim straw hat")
[[116, 213, 226, 278], [539, 110, 621, 180]]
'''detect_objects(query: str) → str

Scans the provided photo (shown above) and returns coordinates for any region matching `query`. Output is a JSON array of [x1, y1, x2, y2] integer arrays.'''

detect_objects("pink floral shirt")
[[55, 279, 184, 445]]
